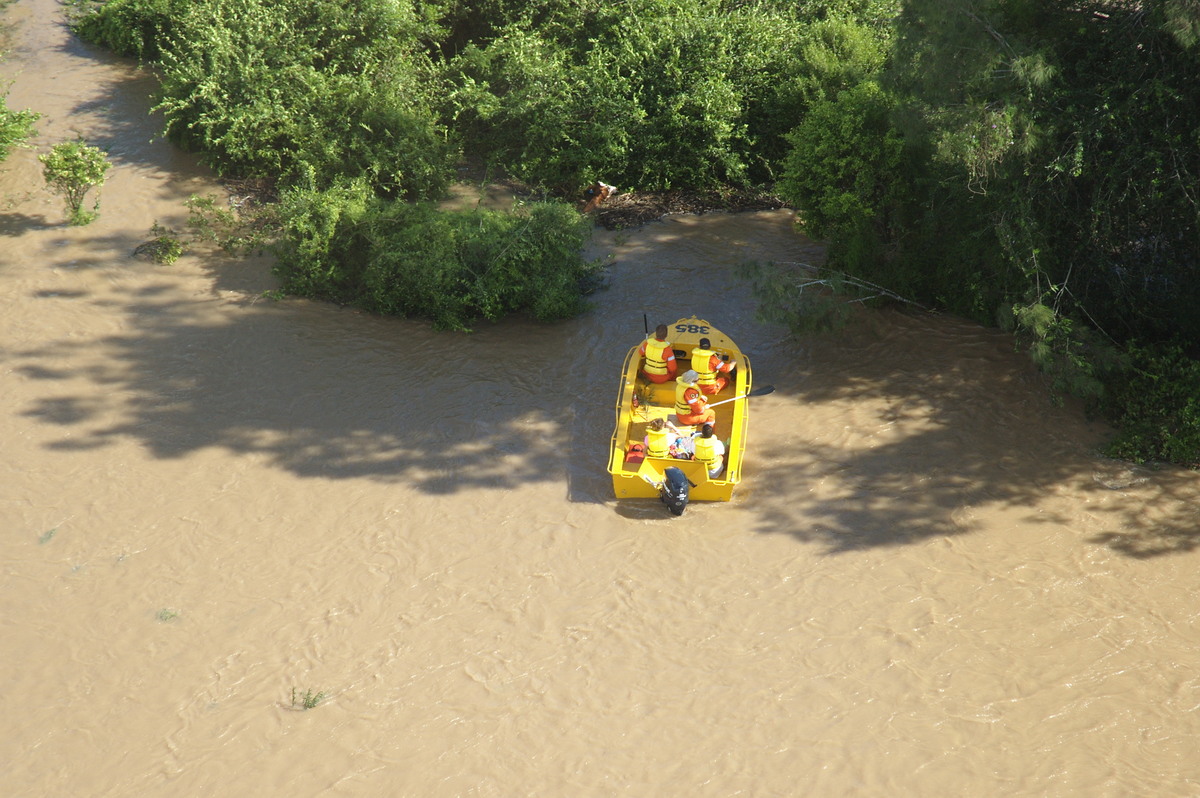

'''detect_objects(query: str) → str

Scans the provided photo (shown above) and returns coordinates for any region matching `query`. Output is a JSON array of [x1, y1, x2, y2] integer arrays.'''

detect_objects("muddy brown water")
[[4, 3, 1200, 796]]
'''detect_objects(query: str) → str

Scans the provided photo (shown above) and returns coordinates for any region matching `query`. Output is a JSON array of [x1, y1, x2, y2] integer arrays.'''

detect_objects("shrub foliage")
[[67, 0, 1200, 466], [0, 90, 38, 161], [273, 183, 601, 331], [39, 139, 112, 225]]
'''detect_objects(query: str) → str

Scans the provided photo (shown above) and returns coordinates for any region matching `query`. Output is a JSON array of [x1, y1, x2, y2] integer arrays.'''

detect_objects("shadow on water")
[[0, 31, 217, 243], [13, 250, 1195, 556], [0, 212, 52, 236], [1083, 468, 1200, 558], [51, 35, 179, 172], [738, 310, 1200, 558], [6, 14, 1193, 553], [12, 226, 1200, 560], [12, 271, 608, 496]]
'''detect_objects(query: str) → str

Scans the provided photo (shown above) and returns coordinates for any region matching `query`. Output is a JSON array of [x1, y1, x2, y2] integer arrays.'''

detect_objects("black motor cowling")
[[659, 466, 693, 516]]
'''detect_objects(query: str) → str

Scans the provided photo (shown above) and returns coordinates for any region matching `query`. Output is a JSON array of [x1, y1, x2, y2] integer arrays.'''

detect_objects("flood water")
[[4, 3, 1200, 796]]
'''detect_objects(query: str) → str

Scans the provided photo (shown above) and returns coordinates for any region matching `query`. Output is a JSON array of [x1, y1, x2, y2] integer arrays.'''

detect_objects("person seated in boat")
[[639, 324, 678, 384], [691, 423, 726, 478], [690, 337, 737, 395], [674, 370, 717, 429], [643, 417, 683, 458]]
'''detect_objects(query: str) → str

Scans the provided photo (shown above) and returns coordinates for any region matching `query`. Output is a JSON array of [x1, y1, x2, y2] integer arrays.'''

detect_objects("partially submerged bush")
[[0, 89, 39, 162], [273, 184, 602, 331], [39, 139, 112, 225], [69, 0, 178, 60]]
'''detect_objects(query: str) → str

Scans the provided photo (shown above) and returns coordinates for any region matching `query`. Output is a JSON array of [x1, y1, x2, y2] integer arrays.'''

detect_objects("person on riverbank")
[[690, 337, 736, 395], [640, 324, 678, 384], [674, 370, 716, 428]]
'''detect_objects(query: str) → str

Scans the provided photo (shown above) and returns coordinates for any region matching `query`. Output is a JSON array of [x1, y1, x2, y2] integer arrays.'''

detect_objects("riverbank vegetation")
[[56, 0, 1200, 467]]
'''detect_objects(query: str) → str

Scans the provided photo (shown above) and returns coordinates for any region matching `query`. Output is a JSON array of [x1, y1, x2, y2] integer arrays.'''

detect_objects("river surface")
[[3, 3, 1200, 796]]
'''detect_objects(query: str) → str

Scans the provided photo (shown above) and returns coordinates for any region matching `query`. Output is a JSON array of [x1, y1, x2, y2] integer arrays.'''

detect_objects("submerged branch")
[[775, 261, 928, 310]]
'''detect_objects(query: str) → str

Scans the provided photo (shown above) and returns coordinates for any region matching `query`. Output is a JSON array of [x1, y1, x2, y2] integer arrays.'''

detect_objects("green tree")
[[834, 0, 1200, 465], [152, 0, 451, 199], [39, 140, 112, 225], [779, 80, 902, 243], [881, 0, 1200, 343], [442, 0, 814, 191]]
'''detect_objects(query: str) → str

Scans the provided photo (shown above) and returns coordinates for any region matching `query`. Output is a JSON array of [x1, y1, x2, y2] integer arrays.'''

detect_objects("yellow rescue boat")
[[608, 317, 765, 513]]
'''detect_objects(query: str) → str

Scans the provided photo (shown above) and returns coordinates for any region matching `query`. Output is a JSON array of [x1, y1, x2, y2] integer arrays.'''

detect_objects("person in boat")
[[691, 423, 726, 478], [690, 337, 737, 395], [639, 324, 678, 384], [674, 370, 716, 429], [644, 417, 683, 458]]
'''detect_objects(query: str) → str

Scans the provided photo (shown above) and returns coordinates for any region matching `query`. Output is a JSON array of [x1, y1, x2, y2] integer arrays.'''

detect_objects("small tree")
[[39, 140, 112, 225]]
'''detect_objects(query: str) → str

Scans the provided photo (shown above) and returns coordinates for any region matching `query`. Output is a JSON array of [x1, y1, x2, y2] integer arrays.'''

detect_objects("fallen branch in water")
[[737, 259, 928, 334], [779, 261, 928, 310]]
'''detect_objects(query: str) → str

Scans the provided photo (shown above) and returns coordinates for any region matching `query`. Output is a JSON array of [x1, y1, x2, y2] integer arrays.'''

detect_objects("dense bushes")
[[74, 0, 452, 198], [1104, 342, 1200, 468], [71, 0, 590, 332], [441, 0, 815, 190], [69, 0, 176, 59], [778, 80, 900, 244], [772, 0, 1200, 466], [153, 0, 452, 199], [273, 183, 601, 331]]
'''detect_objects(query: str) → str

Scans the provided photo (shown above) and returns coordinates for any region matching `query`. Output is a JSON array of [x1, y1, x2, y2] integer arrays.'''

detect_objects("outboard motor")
[[659, 466, 694, 516]]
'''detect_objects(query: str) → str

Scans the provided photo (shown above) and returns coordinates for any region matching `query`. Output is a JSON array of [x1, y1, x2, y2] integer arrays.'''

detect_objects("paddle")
[[704, 384, 775, 409]]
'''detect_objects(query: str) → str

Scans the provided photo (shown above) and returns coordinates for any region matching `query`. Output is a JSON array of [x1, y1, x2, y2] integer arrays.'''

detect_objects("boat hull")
[[607, 317, 751, 503]]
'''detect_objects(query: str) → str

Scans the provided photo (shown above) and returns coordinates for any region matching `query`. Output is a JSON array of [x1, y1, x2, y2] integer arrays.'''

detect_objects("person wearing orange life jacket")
[[689, 337, 737, 395], [691, 423, 726, 478], [639, 324, 678, 384], [643, 417, 682, 458], [674, 370, 716, 428]]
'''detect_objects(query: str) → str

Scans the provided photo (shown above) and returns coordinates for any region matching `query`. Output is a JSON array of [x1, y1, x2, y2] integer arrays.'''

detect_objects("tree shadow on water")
[[0, 211, 53, 236], [738, 311, 1200, 557], [12, 283, 590, 495], [747, 430, 1043, 555], [1083, 466, 1200, 558]]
